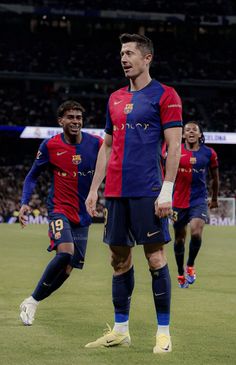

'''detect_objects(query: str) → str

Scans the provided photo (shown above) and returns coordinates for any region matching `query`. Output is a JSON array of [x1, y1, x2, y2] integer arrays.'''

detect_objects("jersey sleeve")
[[104, 100, 113, 135], [209, 148, 219, 169], [21, 139, 50, 205], [159, 87, 183, 130]]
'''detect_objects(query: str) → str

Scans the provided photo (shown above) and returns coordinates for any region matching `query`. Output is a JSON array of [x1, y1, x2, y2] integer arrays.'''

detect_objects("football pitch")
[[0, 224, 235, 365]]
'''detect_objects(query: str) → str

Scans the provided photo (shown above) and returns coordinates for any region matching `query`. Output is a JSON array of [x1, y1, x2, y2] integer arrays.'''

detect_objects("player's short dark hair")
[[184, 120, 205, 144], [57, 100, 85, 118], [119, 33, 154, 57]]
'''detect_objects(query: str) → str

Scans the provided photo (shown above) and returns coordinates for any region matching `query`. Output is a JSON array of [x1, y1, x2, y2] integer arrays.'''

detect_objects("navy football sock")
[[112, 266, 134, 323], [32, 252, 72, 301], [187, 236, 202, 267], [150, 265, 171, 326], [43, 269, 70, 299], [174, 242, 185, 275]]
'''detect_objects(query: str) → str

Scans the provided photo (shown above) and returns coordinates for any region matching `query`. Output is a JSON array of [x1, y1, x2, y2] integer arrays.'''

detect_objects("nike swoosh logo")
[[147, 231, 160, 237], [42, 282, 50, 287], [154, 292, 166, 296], [181, 154, 188, 157], [163, 345, 170, 351], [57, 151, 67, 156], [114, 100, 122, 105]]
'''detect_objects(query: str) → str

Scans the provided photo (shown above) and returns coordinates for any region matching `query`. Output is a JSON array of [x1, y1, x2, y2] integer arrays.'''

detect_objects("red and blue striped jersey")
[[104, 79, 183, 197], [173, 143, 218, 208], [21, 132, 103, 225]]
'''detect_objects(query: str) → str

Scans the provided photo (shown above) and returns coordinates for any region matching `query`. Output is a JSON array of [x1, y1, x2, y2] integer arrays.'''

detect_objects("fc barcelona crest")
[[190, 157, 196, 164], [124, 103, 133, 114], [72, 154, 82, 165], [55, 232, 61, 240]]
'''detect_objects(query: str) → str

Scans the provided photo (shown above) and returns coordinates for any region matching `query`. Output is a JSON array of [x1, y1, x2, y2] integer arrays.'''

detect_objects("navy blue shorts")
[[103, 197, 171, 246], [48, 213, 89, 269], [173, 203, 208, 229]]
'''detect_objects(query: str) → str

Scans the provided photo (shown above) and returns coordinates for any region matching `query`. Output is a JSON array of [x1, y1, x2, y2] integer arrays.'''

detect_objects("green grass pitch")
[[0, 223, 235, 365]]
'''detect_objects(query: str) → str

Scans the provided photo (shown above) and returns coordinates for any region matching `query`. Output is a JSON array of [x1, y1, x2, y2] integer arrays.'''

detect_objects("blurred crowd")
[[3, 0, 236, 15], [0, 3, 235, 131], [0, 18, 235, 131], [0, 86, 235, 132], [0, 87, 108, 128], [0, 32, 235, 81]]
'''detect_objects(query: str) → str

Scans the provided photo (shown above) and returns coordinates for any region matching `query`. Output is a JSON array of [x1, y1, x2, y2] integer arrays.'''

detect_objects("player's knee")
[[65, 264, 73, 275], [175, 238, 185, 245], [147, 248, 166, 270], [56, 252, 73, 267], [111, 254, 130, 273]]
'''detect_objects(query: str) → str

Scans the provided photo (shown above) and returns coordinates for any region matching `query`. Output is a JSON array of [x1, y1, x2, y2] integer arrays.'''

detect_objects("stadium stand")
[[2, 1, 236, 15], [0, 1, 236, 221]]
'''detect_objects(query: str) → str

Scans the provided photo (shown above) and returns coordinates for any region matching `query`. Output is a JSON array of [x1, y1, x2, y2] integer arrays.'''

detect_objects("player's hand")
[[19, 204, 31, 228], [155, 199, 173, 218], [85, 191, 99, 217], [208, 199, 218, 209], [155, 181, 174, 218]]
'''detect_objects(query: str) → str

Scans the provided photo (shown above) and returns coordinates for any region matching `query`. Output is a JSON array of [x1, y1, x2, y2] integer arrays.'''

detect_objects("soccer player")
[[172, 121, 219, 288], [85, 33, 183, 353], [19, 100, 102, 325]]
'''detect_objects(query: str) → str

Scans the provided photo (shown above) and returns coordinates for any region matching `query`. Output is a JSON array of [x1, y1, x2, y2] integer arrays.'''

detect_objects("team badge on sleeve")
[[72, 155, 82, 165], [124, 103, 133, 114]]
